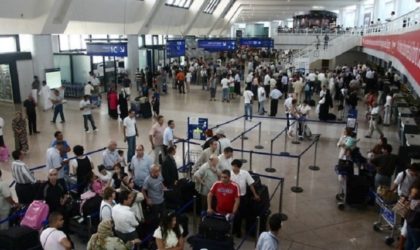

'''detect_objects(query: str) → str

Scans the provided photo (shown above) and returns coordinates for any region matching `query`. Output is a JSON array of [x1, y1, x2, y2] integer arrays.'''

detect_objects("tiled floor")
[[0, 84, 399, 249]]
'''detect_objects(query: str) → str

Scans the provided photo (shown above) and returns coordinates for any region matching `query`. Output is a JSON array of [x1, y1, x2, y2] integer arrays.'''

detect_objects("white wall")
[[16, 60, 34, 101]]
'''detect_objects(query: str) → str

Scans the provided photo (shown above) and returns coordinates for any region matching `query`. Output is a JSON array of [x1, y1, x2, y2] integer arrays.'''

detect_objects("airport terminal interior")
[[1, 0, 420, 249]]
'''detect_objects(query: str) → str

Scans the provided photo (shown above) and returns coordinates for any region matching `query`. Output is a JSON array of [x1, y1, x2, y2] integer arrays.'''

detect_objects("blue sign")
[[86, 43, 128, 57], [166, 39, 185, 58], [188, 117, 208, 140], [197, 39, 236, 51], [239, 38, 274, 48]]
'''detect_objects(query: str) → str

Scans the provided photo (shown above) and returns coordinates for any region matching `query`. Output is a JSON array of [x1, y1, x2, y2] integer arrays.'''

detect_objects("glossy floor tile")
[[0, 84, 399, 249]]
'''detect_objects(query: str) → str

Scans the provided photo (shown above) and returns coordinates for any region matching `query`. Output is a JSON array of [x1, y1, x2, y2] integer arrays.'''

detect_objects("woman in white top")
[[154, 212, 184, 250]]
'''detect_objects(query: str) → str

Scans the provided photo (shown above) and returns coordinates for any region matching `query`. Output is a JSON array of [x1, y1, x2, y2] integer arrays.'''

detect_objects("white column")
[[355, 3, 363, 28], [127, 35, 139, 82], [32, 35, 54, 82]]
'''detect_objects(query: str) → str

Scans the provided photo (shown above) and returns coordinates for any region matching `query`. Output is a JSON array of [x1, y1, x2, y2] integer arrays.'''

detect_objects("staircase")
[[291, 33, 362, 69]]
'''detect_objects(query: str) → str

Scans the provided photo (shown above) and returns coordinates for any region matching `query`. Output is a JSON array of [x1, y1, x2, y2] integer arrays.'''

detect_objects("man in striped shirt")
[[11, 150, 37, 205]]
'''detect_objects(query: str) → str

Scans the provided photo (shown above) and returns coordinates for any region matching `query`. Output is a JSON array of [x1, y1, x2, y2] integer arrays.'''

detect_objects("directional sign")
[[86, 43, 128, 57], [197, 39, 237, 52], [239, 38, 274, 48], [166, 39, 186, 58]]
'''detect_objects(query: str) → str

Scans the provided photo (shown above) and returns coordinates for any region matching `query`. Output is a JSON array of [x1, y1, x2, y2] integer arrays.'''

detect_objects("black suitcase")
[[199, 216, 231, 241], [188, 235, 234, 250], [140, 102, 152, 118], [82, 195, 102, 217], [346, 175, 370, 205], [246, 184, 270, 234], [0, 226, 42, 250], [164, 189, 181, 210], [327, 113, 337, 120]]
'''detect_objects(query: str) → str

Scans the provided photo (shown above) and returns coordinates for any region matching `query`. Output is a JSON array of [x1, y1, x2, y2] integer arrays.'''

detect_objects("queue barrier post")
[[308, 134, 321, 171], [280, 127, 290, 156], [265, 139, 276, 173], [291, 156, 304, 193], [254, 122, 264, 149], [240, 132, 247, 163], [279, 178, 288, 221], [242, 117, 248, 140], [193, 195, 197, 234], [255, 216, 261, 247], [249, 150, 253, 172]]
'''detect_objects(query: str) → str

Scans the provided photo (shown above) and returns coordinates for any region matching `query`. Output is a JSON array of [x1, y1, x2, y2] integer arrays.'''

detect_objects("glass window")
[[69, 35, 83, 50], [59, 35, 70, 51], [203, 0, 220, 14], [0, 37, 17, 53], [145, 34, 153, 45], [166, 0, 193, 9]]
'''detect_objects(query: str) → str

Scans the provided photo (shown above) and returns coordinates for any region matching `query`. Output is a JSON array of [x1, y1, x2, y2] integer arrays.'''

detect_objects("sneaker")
[[93, 129, 99, 132], [86, 130, 91, 133], [60, 121, 65, 123]]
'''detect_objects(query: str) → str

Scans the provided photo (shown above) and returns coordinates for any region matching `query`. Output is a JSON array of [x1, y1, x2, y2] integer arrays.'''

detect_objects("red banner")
[[362, 29, 420, 87]]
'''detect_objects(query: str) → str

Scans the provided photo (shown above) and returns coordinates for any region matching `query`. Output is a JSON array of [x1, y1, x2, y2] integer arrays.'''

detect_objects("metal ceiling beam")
[[184, 0, 210, 35]]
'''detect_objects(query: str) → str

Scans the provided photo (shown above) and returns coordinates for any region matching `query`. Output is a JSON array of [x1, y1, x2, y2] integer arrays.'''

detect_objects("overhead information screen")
[[239, 38, 274, 48], [197, 39, 237, 51], [166, 39, 186, 58], [86, 42, 128, 57]]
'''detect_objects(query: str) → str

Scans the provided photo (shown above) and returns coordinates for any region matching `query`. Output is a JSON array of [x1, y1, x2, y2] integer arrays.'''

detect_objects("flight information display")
[[239, 38, 274, 48], [166, 39, 186, 58], [197, 39, 237, 51]]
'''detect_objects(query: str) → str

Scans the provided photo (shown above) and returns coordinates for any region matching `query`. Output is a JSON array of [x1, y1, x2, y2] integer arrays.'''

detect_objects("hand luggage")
[[304, 124, 312, 138], [309, 99, 316, 107], [140, 101, 152, 118], [199, 215, 231, 241], [164, 189, 181, 210], [20, 200, 49, 230], [81, 195, 102, 217], [346, 175, 370, 205], [187, 235, 234, 250], [246, 184, 270, 234], [327, 113, 337, 120], [0, 226, 42, 250]]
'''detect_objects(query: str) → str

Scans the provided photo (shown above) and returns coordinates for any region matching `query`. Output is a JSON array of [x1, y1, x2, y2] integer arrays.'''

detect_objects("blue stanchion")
[[298, 135, 319, 158], [231, 122, 261, 143], [252, 115, 346, 124], [232, 147, 300, 158]]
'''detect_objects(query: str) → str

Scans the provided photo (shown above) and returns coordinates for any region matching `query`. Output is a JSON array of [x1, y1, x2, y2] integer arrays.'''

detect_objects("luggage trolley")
[[372, 192, 400, 246]]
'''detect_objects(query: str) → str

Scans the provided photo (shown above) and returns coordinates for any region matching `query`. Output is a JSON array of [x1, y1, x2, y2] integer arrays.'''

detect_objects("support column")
[[127, 35, 140, 82], [32, 35, 54, 83]]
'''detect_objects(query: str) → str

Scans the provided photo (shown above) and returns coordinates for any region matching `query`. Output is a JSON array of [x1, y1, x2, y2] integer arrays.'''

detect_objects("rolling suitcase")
[[188, 235, 234, 250], [346, 175, 370, 205], [140, 101, 152, 118], [0, 226, 42, 250], [20, 200, 49, 230], [199, 215, 231, 241]]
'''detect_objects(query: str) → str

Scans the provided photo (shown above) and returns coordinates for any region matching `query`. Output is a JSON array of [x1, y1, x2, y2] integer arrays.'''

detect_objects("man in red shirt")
[[207, 170, 240, 216]]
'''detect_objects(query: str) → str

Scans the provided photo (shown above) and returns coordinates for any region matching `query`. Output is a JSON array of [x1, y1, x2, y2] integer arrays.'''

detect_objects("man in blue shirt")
[[256, 213, 283, 250], [131, 144, 153, 190], [50, 131, 71, 177]]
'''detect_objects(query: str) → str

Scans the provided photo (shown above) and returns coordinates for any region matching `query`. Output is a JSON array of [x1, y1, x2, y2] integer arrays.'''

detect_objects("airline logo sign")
[[86, 43, 128, 57], [362, 30, 420, 87]]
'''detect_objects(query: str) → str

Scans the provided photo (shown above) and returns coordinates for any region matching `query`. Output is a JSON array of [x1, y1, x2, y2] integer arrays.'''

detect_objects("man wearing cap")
[[123, 109, 138, 163]]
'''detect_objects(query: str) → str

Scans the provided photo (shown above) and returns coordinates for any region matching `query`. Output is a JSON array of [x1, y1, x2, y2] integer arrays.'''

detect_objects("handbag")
[[392, 198, 410, 218], [377, 186, 399, 204]]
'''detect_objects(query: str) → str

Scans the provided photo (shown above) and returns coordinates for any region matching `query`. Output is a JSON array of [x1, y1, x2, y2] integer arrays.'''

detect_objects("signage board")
[[188, 117, 208, 140], [86, 42, 128, 57], [166, 39, 186, 58], [239, 38, 274, 48], [197, 39, 236, 51]]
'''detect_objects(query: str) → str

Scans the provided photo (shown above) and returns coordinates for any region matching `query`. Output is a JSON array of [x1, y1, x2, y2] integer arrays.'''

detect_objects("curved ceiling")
[[0, 0, 361, 35]]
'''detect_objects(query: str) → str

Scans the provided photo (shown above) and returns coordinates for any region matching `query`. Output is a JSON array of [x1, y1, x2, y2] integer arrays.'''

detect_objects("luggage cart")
[[372, 192, 400, 246], [179, 148, 202, 177]]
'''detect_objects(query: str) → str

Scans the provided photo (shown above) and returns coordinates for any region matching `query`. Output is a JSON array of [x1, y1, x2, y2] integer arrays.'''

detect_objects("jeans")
[[305, 90, 312, 102], [83, 114, 96, 131], [406, 225, 420, 250], [244, 103, 253, 120], [258, 101, 265, 114], [52, 104, 65, 122], [126, 136, 136, 163], [222, 88, 229, 101]]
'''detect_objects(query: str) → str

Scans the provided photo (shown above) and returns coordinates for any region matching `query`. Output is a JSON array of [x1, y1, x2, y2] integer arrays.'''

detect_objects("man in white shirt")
[[46, 141, 68, 180], [11, 150, 37, 205], [230, 159, 260, 237], [193, 140, 219, 173], [112, 190, 140, 243], [281, 73, 289, 98], [218, 147, 234, 171], [365, 102, 384, 138], [383, 93, 392, 125], [163, 120, 181, 156], [297, 100, 312, 139], [269, 87, 283, 117], [80, 95, 97, 133], [284, 95, 296, 128], [123, 109, 138, 163], [131, 144, 153, 189], [257, 84, 267, 115], [84, 82, 94, 97], [40, 212, 72, 250], [102, 141, 120, 170], [243, 86, 254, 121], [149, 115, 166, 164], [263, 72, 271, 97], [221, 76, 230, 102]]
